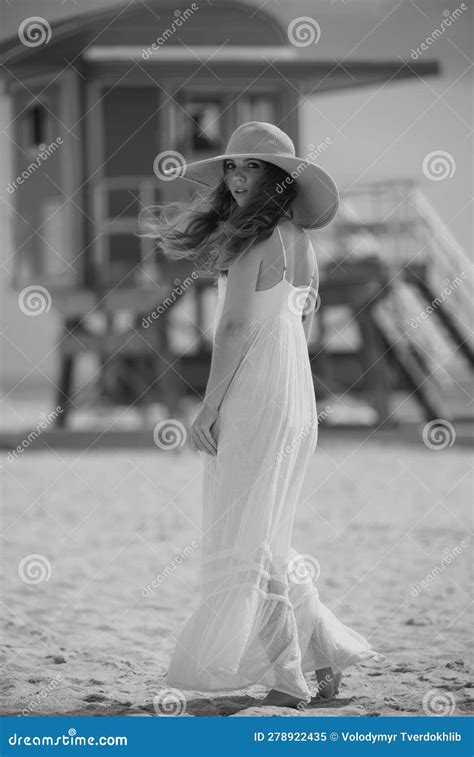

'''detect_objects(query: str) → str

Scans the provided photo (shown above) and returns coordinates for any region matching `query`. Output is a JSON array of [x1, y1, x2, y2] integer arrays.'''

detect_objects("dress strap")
[[303, 229, 318, 290], [275, 226, 287, 271], [277, 225, 318, 289]]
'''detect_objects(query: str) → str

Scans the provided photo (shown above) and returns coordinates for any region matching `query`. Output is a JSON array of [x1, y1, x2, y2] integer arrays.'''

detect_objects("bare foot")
[[260, 689, 307, 709], [314, 667, 342, 699]]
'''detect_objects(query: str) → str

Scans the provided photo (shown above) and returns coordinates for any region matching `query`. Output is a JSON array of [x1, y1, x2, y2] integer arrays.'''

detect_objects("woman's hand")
[[190, 402, 219, 456]]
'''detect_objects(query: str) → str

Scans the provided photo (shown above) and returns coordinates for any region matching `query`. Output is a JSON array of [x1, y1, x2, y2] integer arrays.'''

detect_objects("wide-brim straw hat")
[[162, 121, 339, 229]]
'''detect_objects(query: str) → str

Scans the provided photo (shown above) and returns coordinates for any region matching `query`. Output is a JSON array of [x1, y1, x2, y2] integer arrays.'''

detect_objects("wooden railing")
[[334, 179, 473, 351]]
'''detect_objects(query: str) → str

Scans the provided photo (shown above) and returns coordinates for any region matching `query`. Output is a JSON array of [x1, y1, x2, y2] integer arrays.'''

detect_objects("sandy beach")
[[1, 433, 472, 718]]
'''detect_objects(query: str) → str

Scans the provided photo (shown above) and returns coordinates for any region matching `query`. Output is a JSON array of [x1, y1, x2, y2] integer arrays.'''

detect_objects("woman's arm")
[[204, 322, 249, 411], [302, 307, 315, 345], [203, 241, 263, 411], [301, 234, 319, 346]]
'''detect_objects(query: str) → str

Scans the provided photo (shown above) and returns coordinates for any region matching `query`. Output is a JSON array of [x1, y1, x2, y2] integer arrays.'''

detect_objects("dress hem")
[[165, 647, 384, 698]]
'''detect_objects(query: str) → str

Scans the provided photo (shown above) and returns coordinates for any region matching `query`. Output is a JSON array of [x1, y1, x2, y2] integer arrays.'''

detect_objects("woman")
[[144, 122, 381, 708]]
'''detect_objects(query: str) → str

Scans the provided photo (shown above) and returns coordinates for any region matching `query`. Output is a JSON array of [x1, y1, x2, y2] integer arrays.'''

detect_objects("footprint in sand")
[[82, 693, 133, 708], [404, 617, 430, 626], [83, 693, 108, 702], [45, 654, 66, 664], [390, 664, 411, 673]]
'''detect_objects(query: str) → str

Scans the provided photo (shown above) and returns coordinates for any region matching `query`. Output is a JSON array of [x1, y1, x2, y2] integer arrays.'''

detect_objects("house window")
[[188, 102, 221, 151], [25, 104, 47, 149], [171, 97, 224, 154]]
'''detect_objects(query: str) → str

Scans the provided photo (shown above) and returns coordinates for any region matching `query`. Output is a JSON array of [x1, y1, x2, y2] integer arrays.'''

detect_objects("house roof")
[[0, 0, 285, 65], [0, 0, 440, 88]]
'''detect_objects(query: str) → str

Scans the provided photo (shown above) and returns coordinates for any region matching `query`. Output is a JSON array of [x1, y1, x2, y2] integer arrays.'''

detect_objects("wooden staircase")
[[327, 179, 472, 423]]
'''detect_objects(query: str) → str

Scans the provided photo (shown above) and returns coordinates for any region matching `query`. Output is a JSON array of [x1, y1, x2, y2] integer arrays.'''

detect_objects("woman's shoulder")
[[277, 218, 308, 238], [278, 218, 299, 230], [246, 219, 308, 257], [276, 219, 310, 251], [251, 220, 307, 259]]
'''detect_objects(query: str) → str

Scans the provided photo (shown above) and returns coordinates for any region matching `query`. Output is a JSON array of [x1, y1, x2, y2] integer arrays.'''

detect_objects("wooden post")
[[354, 305, 393, 427]]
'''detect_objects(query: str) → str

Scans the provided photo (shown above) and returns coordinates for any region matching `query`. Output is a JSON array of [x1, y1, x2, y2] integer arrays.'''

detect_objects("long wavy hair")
[[139, 160, 298, 278]]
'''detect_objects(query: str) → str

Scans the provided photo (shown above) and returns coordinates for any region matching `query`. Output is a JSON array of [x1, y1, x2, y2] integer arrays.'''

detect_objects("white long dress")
[[166, 225, 380, 702]]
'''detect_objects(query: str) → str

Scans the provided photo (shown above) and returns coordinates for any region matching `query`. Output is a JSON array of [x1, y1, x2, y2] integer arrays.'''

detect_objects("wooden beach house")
[[1, 0, 470, 429]]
